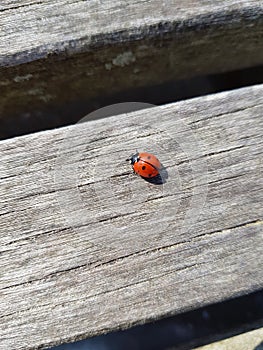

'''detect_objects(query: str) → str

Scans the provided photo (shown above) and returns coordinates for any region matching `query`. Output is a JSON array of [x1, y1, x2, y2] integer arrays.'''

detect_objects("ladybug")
[[126, 151, 161, 178]]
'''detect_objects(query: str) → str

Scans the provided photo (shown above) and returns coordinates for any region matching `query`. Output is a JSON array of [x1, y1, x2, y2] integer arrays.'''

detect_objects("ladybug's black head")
[[126, 151, 140, 165]]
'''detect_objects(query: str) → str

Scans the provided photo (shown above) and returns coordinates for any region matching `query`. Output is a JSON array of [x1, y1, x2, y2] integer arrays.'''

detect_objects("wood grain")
[[1, 0, 263, 66], [1, 0, 263, 138], [0, 84, 263, 349]]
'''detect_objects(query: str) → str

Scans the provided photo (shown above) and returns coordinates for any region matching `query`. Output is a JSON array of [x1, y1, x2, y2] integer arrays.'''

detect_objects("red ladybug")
[[126, 151, 161, 178]]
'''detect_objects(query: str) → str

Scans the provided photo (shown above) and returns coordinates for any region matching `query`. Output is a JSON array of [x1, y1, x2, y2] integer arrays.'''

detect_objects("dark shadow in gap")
[[52, 289, 263, 350], [254, 341, 263, 350], [1, 65, 263, 140]]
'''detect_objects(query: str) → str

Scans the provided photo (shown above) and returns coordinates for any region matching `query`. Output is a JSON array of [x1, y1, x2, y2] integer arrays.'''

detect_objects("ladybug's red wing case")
[[133, 160, 159, 178], [138, 152, 161, 170], [126, 151, 161, 178]]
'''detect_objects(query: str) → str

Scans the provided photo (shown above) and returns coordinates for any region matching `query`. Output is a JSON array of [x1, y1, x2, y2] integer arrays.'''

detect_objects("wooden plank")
[[0, 84, 263, 349], [195, 327, 263, 350], [1, 0, 263, 67], [1, 0, 263, 138]]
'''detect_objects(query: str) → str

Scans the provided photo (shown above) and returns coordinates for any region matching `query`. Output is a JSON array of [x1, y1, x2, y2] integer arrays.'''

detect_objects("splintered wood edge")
[[0, 84, 263, 349]]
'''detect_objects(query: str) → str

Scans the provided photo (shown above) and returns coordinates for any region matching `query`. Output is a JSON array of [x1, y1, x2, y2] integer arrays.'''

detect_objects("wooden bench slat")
[[1, 0, 263, 67], [1, 0, 263, 138], [0, 84, 263, 349]]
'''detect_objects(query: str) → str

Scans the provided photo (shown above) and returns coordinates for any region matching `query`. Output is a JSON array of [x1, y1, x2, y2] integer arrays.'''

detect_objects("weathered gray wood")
[[0, 84, 263, 349], [1, 0, 263, 137], [195, 327, 263, 350], [1, 0, 263, 67]]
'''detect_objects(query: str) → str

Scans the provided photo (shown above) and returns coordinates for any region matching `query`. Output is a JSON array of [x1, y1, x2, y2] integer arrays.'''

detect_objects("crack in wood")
[[192, 219, 262, 240], [206, 172, 246, 186], [189, 102, 263, 125], [174, 145, 246, 166], [0, 1, 43, 13]]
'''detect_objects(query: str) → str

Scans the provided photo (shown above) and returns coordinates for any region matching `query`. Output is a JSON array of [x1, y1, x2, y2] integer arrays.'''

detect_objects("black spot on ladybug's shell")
[[142, 165, 146, 170], [148, 173, 152, 177], [147, 156, 151, 159]]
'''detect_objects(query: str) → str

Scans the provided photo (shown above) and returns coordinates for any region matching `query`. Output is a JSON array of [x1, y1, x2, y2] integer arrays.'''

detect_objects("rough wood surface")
[[1, 0, 263, 138], [0, 84, 263, 349], [1, 0, 263, 67]]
